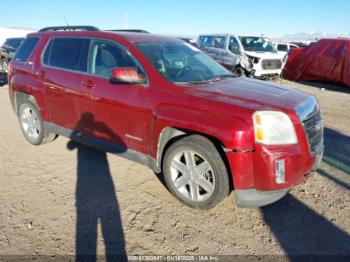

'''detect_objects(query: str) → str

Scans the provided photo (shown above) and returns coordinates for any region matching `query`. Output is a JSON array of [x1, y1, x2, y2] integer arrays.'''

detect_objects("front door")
[[76, 38, 152, 154]]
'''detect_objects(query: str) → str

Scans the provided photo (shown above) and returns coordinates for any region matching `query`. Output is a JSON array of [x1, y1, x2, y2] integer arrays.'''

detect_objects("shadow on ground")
[[261, 194, 350, 259], [297, 80, 350, 94], [317, 128, 350, 191], [67, 112, 127, 262]]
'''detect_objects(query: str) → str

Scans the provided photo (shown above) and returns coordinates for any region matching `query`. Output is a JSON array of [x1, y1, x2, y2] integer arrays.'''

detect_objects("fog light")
[[275, 159, 285, 184]]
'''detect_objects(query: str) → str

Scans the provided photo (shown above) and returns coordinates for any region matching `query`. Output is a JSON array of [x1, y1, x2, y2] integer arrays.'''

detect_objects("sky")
[[0, 0, 349, 37]]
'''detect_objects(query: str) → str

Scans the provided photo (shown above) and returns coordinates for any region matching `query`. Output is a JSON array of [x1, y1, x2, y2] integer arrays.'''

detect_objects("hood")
[[186, 77, 310, 117], [244, 50, 285, 60]]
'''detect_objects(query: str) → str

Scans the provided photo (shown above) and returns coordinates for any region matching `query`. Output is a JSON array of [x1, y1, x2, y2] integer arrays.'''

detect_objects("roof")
[[28, 30, 182, 44]]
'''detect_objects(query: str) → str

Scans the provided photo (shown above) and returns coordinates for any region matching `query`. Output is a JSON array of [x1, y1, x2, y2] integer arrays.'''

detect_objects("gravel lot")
[[0, 79, 349, 259]]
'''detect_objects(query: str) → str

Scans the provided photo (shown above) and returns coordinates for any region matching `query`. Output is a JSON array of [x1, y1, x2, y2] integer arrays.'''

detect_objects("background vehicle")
[[197, 34, 286, 78], [8, 26, 324, 209], [283, 38, 350, 88], [274, 41, 299, 55], [178, 37, 198, 47], [0, 37, 24, 73]]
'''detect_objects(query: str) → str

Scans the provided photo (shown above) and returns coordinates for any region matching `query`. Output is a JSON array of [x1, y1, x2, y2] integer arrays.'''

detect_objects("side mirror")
[[111, 67, 145, 84]]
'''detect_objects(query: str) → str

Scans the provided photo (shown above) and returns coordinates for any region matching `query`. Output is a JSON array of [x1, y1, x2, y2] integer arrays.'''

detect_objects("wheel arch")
[[15, 91, 39, 114], [156, 126, 234, 190]]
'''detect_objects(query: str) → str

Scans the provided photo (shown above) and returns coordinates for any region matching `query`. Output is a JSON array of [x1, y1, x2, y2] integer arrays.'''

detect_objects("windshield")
[[239, 36, 276, 52], [135, 42, 232, 84]]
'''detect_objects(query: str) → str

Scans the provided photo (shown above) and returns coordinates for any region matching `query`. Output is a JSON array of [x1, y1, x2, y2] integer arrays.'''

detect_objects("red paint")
[[284, 38, 350, 87], [9, 30, 321, 192]]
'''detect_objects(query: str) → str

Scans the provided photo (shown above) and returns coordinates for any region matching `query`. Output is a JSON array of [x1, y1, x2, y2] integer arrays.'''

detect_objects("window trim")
[[40, 36, 149, 86]]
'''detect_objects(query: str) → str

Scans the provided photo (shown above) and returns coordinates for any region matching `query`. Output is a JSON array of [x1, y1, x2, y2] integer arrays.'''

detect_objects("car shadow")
[[323, 128, 350, 176], [67, 112, 127, 261], [261, 194, 350, 259], [297, 80, 350, 94], [316, 128, 350, 191]]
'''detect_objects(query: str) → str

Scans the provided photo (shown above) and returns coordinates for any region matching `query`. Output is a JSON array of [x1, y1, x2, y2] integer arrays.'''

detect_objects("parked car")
[[178, 37, 198, 47], [1, 37, 24, 73], [8, 26, 324, 209], [284, 38, 350, 88], [197, 34, 286, 78], [274, 41, 299, 55]]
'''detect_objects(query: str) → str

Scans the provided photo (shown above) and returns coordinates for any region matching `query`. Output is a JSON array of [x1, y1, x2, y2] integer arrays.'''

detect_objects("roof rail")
[[39, 26, 100, 32], [108, 29, 150, 33]]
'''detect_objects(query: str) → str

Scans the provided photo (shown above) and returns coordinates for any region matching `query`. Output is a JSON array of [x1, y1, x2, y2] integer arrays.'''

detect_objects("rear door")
[[41, 37, 90, 129]]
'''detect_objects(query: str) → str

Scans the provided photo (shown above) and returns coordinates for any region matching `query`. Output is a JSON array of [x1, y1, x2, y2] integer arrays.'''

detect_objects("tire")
[[233, 67, 246, 77], [18, 101, 57, 145], [162, 135, 230, 209]]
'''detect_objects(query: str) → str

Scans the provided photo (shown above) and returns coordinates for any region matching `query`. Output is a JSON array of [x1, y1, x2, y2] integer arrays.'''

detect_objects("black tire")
[[233, 67, 246, 77], [162, 135, 229, 209], [18, 101, 57, 145]]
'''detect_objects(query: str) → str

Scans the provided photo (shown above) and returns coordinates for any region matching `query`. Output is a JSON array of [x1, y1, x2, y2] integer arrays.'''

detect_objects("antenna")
[[124, 11, 128, 29], [63, 14, 70, 27]]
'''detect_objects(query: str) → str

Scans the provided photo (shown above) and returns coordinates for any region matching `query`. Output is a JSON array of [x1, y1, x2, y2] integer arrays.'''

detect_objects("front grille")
[[302, 110, 324, 154], [261, 59, 282, 70]]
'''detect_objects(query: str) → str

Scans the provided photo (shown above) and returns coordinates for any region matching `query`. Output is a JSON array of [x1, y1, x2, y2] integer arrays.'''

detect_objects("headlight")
[[253, 111, 297, 145]]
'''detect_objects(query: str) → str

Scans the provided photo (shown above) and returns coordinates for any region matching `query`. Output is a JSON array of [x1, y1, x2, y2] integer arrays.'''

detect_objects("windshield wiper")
[[207, 74, 236, 82], [174, 80, 212, 85], [174, 74, 235, 85]]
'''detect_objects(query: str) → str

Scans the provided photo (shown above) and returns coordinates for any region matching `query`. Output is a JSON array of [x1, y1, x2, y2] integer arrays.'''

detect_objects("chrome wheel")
[[170, 150, 215, 202], [20, 105, 41, 141]]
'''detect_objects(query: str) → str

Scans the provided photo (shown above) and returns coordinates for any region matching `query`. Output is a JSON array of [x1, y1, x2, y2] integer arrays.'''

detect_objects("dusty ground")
[[0, 79, 349, 260]]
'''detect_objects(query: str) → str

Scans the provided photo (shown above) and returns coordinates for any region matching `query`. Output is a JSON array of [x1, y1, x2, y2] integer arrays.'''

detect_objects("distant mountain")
[[275, 31, 350, 41]]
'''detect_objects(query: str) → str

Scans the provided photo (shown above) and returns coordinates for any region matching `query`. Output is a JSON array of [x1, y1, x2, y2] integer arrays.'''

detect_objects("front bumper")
[[227, 142, 324, 208], [251, 68, 282, 77], [235, 188, 289, 208]]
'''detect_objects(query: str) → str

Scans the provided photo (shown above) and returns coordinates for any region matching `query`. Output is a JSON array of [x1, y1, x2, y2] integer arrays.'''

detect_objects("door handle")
[[39, 70, 46, 78], [81, 80, 95, 89]]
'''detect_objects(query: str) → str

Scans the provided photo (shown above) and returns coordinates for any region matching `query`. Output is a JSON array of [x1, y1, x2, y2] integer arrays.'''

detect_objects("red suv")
[[8, 26, 324, 209]]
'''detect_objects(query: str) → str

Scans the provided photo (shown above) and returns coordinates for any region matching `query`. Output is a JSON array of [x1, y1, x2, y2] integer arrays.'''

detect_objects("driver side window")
[[88, 40, 144, 78], [229, 37, 240, 54]]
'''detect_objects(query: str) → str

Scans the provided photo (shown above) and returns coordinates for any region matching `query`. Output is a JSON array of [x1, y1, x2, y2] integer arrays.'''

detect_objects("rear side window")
[[213, 36, 226, 49], [277, 44, 288, 52], [13, 38, 39, 62], [43, 38, 89, 72], [198, 36, 213, 48]]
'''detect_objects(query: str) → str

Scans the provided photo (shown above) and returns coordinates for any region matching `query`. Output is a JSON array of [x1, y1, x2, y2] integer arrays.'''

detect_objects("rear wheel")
[[162, 135, 229, 209], [18, 101, 57, 145]]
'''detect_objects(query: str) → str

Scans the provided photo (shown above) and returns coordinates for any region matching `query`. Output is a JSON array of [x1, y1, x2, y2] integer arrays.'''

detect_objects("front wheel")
[[233, 67, 246, 77], [18, 101, 57, 145], [162, 135, 230, 209]]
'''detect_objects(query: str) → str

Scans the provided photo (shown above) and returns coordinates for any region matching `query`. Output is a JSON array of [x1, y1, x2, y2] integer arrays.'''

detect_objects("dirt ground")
[[0, 79, 349, 259]]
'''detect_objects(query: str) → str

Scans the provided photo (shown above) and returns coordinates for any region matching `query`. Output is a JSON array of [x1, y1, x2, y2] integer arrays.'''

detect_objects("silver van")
[[197, 34, 286, 78]]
